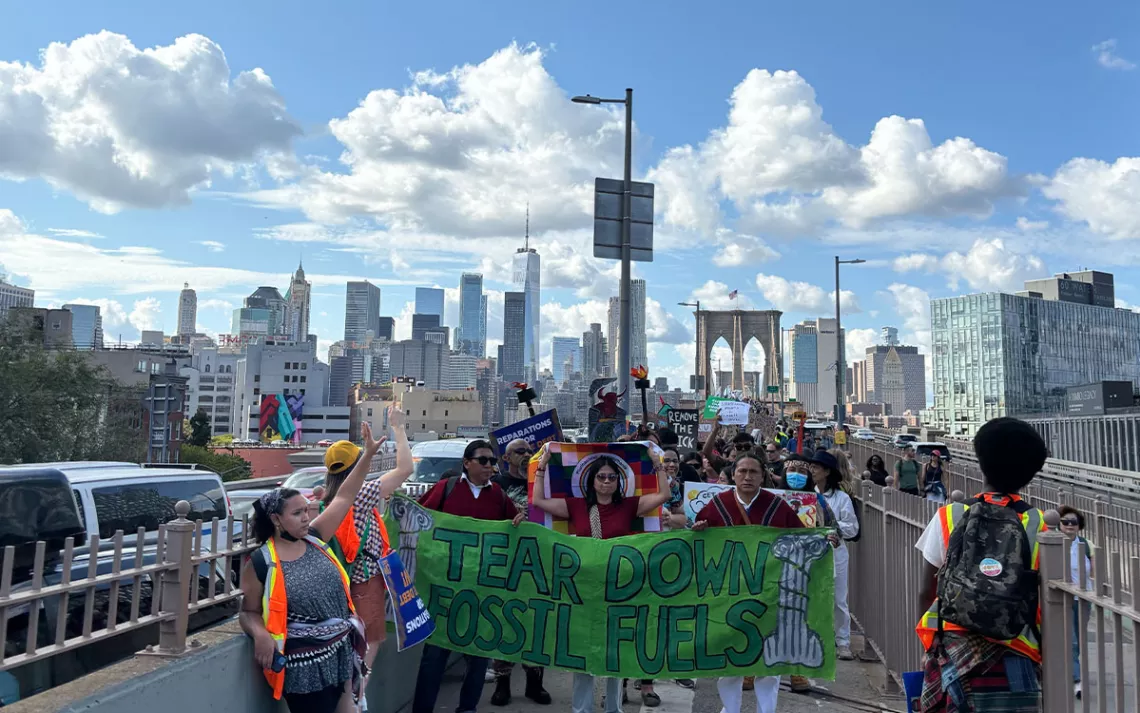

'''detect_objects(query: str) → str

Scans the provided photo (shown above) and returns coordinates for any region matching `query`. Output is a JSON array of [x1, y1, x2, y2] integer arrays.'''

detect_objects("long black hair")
[[583, 456, 624, 509], [251, 488, 302, 544], [866, 454, 885, 471]]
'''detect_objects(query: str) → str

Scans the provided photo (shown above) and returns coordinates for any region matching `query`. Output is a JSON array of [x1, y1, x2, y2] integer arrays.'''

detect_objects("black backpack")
[[936, 497, 1040, 641]]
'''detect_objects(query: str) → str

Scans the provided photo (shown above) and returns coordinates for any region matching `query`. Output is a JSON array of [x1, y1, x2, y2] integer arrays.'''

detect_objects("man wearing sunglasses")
[[487, 439, 553, 706]]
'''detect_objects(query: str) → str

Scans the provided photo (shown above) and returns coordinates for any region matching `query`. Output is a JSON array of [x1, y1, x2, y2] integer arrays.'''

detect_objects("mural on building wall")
[[259, 393, 300, 443]]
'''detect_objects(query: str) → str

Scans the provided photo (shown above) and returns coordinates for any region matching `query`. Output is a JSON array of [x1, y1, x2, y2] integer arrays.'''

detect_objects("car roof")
[[1, 461, 141, 471], [65, 466, 223, 485], [411, 438, 477, 457], [912, 442, 948, 448]]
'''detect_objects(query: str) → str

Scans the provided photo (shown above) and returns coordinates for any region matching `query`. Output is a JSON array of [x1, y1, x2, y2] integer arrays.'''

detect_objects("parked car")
[[891, 433, 919, 449], [316, 439, 334, 447], [0, 463, 236, 657], [409, 439, 477, 484]]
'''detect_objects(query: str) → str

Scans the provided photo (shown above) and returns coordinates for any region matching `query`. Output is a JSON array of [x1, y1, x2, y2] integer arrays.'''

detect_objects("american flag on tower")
[[728, 290, 738, 300]]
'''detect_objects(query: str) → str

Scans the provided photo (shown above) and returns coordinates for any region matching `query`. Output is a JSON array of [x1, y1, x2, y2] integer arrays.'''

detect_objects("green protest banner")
[[385, 495, 835, 680]]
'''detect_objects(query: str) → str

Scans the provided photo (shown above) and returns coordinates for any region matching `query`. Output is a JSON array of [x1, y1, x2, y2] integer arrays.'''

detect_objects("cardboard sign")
[[490, 409, 564, 475], [716, 400, 750, 426], [665, 409, 700, 454]]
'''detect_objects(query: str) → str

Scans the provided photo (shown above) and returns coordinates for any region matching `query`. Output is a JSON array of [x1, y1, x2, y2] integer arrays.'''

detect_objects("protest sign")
[[386, 494, 835, 680], [665, 409, 700, 454], [716, 400, 750, 426], [682, 483, 825, 528], [527, 442, 662, 533], [490, 410, 564, 475], [702, 396, 728, 420], [378, 550, 434, 651]]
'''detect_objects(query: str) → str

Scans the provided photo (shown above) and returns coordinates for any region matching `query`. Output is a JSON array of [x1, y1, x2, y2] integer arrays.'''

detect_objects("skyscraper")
[[606, 280, 647, 375], [285, 262, 312, 343], [411, 313, 441, 341], [862, 343, 926, 415], [63, 303, 104, 350], [415, 288, 445, 318], [582, 323, 607, 382], [789, 319, 847, 416], [552, 337, 581, 385], [233, 286, 288, 339], [458, 273, 487, 357], [177, 283, 197, 339], [344, 281, 381, 345], [502, 292, 527, 383], [513, 213, 541, 383]]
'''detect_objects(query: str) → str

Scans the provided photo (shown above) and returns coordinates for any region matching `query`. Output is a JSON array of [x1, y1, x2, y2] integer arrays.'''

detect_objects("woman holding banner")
[[531, 449, 671, 713]]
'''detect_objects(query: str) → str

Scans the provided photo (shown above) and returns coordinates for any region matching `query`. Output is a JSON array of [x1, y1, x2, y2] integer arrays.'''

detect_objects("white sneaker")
[[485, 669, 498, 683], [1074, 682, 1082, 699], [837, 645, 855, 660], [359, 694, 369, 712]]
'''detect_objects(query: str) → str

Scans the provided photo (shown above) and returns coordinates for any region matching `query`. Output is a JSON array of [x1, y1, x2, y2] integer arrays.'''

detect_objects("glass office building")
[[929, 278, 1140, 436]]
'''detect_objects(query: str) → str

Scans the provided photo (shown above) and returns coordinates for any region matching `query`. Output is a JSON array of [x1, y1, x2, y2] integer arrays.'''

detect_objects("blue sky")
[[1, 1, 1138, 394]]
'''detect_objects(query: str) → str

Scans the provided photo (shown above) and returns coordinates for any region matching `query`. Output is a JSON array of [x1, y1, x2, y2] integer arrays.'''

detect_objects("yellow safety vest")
[[915, 494, 1045, 663]]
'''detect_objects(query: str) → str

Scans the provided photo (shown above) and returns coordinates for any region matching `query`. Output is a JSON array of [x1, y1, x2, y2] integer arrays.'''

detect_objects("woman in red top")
[[531, 449, 670, 713]]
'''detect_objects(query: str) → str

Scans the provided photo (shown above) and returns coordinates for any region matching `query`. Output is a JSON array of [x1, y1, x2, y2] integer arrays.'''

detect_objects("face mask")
[[786, 472, 808, 490]]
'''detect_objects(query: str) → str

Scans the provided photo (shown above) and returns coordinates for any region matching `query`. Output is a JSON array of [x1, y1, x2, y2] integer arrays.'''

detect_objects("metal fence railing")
[[847, 440, 1139, 602], [847, 468, 1139, 710], [0, 502, 255, 671]]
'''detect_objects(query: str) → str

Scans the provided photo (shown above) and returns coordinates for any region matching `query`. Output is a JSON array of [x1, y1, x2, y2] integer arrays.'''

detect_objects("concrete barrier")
[[7, 619, 428, 713]]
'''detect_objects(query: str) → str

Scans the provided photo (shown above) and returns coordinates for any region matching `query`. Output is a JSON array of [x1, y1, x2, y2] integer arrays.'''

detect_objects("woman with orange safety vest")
[[320, 406, 413, 712], [239, 421, 387, 713]]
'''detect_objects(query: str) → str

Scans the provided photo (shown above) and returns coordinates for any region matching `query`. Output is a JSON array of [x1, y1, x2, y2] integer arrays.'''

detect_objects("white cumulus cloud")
[[128, 297, 163, 332], [0, 31, 300, 212], [1092, 39, 1136, 71], [1042, 157, 1140, 240], [892, 238, 1045, 292], [754, 273, 861, 315]]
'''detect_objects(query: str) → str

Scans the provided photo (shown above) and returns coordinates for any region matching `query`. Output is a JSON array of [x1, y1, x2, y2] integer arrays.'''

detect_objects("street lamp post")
[[678, 300, 701, 397], [834, 256, 866, 429], [573, 89, 634, 414]]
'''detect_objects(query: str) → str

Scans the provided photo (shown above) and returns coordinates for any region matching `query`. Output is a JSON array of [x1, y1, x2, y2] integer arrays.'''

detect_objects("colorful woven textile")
[[527, 442, 663, 534]]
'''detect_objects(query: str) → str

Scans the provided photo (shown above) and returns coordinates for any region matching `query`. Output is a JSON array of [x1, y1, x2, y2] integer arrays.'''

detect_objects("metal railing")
[[848, 440, 1139, 600], [848, 478, 1139, 711], [1039, 525, 1139, 712], [0, 502, 255, 671]]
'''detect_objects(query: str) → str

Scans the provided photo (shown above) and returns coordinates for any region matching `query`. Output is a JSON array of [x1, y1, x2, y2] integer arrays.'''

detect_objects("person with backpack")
[[413, 440, 526, 713], [809, 450, 860, 661], [895, 446, 921, 495], [238, 422, 386, 713], [1058, 505, 1094, 700], [914, 417, 1048, 712], [691, 452, 805, 713], [319, 406, 413, 712]]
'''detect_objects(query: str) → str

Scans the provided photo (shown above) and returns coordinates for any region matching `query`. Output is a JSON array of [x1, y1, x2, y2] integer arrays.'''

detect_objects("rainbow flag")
[[527, 442, 663, 534]]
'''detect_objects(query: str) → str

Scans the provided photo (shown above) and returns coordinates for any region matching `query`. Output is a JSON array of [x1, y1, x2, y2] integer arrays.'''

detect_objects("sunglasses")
[[469, 456, 496, 466], [1060, 518, 1080, 526], [511, 450, 533, 458], [594, 473, 619, 483]]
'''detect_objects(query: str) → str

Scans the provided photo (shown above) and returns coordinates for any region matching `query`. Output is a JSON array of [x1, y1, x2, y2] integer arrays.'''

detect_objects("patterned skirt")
[[920, 633, 1041, 713]]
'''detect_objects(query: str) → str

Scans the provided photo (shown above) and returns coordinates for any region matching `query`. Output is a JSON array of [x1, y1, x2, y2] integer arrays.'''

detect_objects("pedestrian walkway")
[[422, 636, 903, 713]]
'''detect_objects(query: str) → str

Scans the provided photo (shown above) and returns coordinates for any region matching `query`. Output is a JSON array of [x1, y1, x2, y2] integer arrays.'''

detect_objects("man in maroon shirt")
[[413, 440, 525, 713], [693, 453, 803, 713]]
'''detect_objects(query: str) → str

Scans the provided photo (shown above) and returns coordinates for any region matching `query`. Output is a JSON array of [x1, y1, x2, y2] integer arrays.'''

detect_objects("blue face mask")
[[786, 472, 808, 490]]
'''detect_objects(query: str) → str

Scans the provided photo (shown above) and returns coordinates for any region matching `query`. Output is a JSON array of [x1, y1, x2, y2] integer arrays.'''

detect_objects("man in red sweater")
[[413, 440, 525, 713], [693, 453, 803, 713]]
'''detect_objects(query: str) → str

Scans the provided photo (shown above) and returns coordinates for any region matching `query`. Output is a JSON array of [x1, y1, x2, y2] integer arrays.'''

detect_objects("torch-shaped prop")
[[513, 382, 537, 417], [631, 365, 650, 425]]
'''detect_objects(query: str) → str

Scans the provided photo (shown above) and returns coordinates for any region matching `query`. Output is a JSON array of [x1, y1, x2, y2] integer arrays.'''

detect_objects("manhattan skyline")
[[0, 3, 1138, 394]]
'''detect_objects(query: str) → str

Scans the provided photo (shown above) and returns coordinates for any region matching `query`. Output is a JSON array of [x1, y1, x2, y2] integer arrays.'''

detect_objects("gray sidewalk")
[[416, 636, 905, 713]]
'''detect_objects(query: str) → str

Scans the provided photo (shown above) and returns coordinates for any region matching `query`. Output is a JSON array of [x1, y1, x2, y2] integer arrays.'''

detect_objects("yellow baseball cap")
[[324, 440, 362, 476]]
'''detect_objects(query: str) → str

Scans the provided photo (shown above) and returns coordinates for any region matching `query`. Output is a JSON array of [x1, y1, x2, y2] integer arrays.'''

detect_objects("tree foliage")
[[0, 321, 147, 464], [187, 410, 212, 447], [179, 445, 252, 482]]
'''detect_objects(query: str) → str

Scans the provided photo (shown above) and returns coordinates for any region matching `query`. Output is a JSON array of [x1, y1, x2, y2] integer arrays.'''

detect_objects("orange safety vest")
[[331, 505, 393, 572], [915, 494, 1045, 663], [259, 535, 357, 700]]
